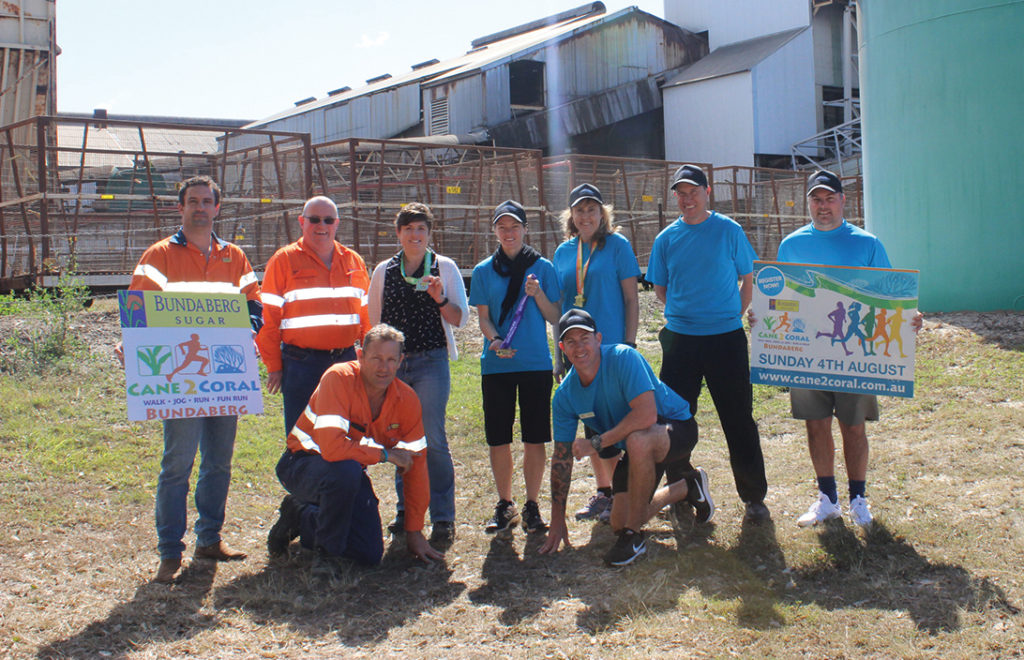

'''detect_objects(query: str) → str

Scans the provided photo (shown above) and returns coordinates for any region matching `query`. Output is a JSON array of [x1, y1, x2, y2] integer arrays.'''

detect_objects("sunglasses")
[[304, 216, 337, 225]]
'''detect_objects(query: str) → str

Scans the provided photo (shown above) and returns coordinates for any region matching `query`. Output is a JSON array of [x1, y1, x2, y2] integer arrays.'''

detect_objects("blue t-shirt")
[[469, 254, 560, 375], [777, 220, 891, 268], [552, 344, 691, 448], [552, 232, 641, 345], [647, 212, 757, 335]]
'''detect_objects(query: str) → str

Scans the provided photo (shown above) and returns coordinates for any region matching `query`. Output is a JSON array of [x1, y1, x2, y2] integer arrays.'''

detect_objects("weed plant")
[[0, 268, 91, 373]]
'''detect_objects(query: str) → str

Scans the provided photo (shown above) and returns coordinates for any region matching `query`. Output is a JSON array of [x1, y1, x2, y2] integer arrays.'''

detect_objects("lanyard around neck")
[[401, 250, 433, 290], [575, 238, 596, 307]]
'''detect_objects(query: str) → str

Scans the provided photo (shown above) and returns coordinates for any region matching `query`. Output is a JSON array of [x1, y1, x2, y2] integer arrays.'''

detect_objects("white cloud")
[[356, 31, 390, 48]]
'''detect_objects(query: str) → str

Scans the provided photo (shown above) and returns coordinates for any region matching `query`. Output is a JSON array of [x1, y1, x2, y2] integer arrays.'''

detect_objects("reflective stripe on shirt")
[[282, 286, 366, 304], [280, 313, 362, 330]]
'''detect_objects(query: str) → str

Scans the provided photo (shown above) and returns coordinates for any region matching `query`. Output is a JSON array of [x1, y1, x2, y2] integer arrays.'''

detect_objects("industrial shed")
[[240, 2, 706, 159]]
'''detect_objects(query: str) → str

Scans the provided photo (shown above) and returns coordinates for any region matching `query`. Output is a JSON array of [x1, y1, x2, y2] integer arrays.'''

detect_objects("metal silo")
[[858, 0, 1024, 311]]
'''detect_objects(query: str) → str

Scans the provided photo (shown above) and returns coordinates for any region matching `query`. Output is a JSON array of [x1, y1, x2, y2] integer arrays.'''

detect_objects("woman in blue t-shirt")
[[469, 200, 561, 536], [551, 183, 641, 522]]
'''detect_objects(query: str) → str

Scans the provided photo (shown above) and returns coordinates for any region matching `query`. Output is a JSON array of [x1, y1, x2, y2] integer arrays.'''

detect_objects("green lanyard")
[[401, 250, 433, 291]]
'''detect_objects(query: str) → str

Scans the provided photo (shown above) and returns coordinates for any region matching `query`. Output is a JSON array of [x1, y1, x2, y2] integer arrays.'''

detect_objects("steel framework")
[[0, 116, 864, 290]]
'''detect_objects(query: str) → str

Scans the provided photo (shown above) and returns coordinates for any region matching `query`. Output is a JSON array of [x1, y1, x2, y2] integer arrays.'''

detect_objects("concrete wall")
[[664, 71, 754, 167], [752, 29, 816, 156], [666, 0, 809, 49]]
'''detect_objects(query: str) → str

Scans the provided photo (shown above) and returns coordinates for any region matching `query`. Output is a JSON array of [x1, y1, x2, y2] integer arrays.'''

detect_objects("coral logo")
[[756, 266, 785, 296]]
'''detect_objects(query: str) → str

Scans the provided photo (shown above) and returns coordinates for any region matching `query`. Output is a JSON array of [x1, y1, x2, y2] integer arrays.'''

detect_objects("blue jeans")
[[393, 347, 455, 523], [280, 344, 356, 435], [276, 451, 384, 565], [155, 415, 237, 559]]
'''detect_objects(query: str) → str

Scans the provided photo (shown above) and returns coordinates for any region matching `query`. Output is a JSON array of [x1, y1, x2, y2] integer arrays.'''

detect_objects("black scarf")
[[492, 244, 541, 325]]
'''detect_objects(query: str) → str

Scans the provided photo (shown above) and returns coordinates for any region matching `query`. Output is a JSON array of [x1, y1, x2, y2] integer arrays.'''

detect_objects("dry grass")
[[2, 294, 1023, 659]]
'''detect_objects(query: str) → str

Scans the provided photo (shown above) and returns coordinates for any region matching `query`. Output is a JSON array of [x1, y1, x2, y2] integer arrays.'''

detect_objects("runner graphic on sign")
[[166, 333, 210, 381]]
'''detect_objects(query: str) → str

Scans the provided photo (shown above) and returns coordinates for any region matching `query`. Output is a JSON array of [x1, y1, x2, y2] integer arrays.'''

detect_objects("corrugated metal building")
[[240, 3, 706, 159], [0, 0, 55, 127]]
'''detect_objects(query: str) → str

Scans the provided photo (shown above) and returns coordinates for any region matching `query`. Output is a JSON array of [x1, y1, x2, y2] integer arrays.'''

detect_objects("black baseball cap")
[[569, 183, 603, 207], [558, 308, 597, 340], [492, 199, 527, 225], [670, 164, 709, 190], [806, 170, 843, 195]]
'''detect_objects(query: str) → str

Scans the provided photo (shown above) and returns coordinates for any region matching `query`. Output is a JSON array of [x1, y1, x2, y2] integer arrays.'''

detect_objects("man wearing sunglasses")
[[257, 196, 371, 441]]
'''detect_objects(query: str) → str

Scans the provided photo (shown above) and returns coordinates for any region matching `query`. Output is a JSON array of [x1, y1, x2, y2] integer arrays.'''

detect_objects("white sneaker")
[[796, 492, 842, 527], [848, 495, 873, 527]]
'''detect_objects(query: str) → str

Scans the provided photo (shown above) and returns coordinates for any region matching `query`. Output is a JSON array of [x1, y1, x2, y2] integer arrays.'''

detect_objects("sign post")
[[119, 290, 263, 421]]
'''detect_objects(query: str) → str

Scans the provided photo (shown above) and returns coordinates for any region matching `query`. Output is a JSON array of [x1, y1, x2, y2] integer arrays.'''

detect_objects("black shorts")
[[481, 370, 553, 446], [611, 416, 698, 494]]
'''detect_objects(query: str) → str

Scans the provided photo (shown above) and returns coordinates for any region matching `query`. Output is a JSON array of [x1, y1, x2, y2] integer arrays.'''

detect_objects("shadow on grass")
[[571, 516, 1018, 637], [210, 537, 466, 646], [790, 520, 1020, 633], [36, 559, 218, 659], [467, 531, 563, 625]]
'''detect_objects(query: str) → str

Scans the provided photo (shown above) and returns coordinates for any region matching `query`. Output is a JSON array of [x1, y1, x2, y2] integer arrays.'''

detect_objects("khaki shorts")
[[790, 388, 879, 427]]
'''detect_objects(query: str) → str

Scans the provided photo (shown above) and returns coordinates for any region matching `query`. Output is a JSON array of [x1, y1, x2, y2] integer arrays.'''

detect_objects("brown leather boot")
[[154, 557, 182, 583], [194, 540, 247, 561]]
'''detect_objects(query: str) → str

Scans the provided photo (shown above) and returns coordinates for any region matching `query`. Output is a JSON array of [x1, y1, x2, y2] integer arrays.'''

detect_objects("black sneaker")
[[267, 495, 302, 557], [685, 467, 715, 523], [521, 500, 548, 533], [430, 521, 456, 544], [604, 528, 647, 566], [485, 499, 520, 534], [387, 511, 405, 536], [744, 500, 772, 524]]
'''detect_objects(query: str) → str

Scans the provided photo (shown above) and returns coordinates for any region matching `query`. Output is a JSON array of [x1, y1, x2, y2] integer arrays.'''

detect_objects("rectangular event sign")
[[118, 290, 263, 421], [750, 261, 919, 397]]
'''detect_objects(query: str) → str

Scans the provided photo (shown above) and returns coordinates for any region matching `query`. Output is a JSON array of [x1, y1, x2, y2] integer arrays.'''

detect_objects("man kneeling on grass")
[[539, 310, 714, 566], [266, 324, 444, 575]]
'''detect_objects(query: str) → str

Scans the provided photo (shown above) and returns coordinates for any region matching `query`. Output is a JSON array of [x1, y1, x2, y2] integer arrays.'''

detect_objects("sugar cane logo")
[[119, 290, 147, 327]]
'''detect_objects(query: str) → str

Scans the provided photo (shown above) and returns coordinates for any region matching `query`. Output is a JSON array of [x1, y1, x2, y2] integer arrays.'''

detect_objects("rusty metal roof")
[[244, 5, 660, 128]]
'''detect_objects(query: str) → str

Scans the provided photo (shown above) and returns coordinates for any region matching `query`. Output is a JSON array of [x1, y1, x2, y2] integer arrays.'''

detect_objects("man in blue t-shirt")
[[770, 169, 922, 529], [538, 309, 714, 567], [647, 164, 769, 524]]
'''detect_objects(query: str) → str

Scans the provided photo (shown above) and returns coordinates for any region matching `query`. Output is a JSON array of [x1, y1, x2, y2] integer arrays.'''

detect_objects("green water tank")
[[858, 0, 1024, 311]]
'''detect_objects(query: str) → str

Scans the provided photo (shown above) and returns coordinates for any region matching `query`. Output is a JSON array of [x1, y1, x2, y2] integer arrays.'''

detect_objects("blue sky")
[[57, 1, 664, 121]]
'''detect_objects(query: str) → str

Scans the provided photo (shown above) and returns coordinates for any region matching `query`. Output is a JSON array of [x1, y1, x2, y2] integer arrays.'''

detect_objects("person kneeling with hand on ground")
[[267, 324, 444, 576], [539, 309, 714, 566]]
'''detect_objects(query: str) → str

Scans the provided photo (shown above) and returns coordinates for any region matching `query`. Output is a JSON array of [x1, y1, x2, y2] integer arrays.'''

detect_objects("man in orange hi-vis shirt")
[[256, 195, 371, 436], [266, 324, 444, 574], [120, 175, 263, 584]]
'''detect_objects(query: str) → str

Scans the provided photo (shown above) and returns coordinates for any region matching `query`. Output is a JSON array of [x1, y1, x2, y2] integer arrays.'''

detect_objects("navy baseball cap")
[[492, 199, 527, 225], [806, 170, 843, 195], [569, 183, 603, 207], [670, 164, 709, 190], [558, 308, 598, 340]]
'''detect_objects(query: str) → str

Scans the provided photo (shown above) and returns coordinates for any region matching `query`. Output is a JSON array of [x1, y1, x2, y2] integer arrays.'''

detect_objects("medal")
[[575, 239, 595, 309], [401, 250, 433, 291]]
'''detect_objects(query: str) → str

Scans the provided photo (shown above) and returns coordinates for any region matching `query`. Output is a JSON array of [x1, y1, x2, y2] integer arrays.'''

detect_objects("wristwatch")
[[590, 433, 603, 452]]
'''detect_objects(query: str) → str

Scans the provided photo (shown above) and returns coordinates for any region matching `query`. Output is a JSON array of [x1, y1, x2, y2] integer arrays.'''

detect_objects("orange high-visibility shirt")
[[256, 238, 370, 373], [287, 360, 429, 532], [130, 229, 261, 300]]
